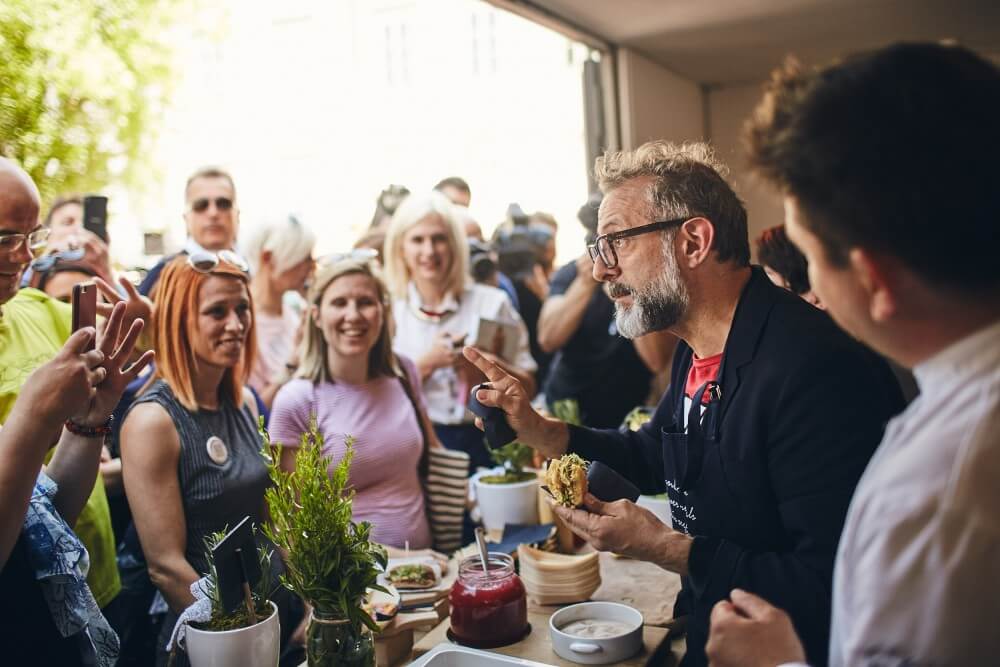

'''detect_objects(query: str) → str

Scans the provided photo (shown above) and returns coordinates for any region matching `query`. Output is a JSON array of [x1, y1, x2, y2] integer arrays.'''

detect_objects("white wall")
[[616, 47, 704, 149], [707, 82, 785, 257]]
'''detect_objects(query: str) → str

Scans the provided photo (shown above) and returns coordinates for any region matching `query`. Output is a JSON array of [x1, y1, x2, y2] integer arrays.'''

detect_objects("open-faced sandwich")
[[544, 453, 589, 507], [386, 562, 437, 589]]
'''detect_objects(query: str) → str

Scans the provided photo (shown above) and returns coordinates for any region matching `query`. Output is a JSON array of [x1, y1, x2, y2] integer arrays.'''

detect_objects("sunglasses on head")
[[188, 197, 234, 213], [187, 249, 250, 274], [318, 248, 379, 266]]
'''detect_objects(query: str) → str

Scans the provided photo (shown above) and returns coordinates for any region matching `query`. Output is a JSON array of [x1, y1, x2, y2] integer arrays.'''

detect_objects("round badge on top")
[[206, 436, 229, 465]]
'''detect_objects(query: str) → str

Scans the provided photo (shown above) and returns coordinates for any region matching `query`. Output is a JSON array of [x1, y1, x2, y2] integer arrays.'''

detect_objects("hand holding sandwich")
[[551, 493, 692, 576]]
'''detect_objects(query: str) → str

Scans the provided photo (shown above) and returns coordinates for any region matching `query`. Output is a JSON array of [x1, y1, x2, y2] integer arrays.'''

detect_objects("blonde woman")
[[383, 191, 536, 471], [243, 214, 316, 408], [269, 258, 439, 548]]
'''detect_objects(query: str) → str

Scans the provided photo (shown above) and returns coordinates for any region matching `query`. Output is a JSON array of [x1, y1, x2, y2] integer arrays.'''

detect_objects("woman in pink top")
[[268, 257, 439, 548]]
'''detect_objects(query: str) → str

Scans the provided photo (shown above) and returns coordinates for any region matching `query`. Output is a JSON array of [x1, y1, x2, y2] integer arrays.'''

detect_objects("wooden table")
[[409, 552, 686, 666]]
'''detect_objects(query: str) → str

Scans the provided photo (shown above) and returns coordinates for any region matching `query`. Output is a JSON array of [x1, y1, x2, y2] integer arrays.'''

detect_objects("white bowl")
[[549, 601, 643, 665]]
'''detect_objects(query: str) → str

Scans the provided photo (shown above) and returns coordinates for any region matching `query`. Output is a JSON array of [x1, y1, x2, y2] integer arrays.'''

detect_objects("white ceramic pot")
[[549, 601, 643, 665], [472, 470, 539, 532], [185, 601, 280, 667]]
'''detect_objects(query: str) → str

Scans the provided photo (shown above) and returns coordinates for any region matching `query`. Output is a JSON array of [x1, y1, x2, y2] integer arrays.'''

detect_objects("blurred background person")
[[383, 191, 536, 471], [269, 258, 439, 548], [756, 224, 823, 308], [139, 166, 240, 297], [368, 183, 410, 230], [243, 214, 316, 409], [539, 192, 673, 428], [433, 176, 471, 208], [120, 255, 300, 666]]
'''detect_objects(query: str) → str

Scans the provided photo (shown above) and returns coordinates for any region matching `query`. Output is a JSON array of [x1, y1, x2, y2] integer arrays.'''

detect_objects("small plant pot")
[[185, 601, 280, 667], [473, 470, 540, 532]]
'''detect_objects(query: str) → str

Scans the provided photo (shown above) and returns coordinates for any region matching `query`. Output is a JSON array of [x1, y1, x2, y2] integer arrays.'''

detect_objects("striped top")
[[129, 380, 275, 578], [269, 357, 432, 549]]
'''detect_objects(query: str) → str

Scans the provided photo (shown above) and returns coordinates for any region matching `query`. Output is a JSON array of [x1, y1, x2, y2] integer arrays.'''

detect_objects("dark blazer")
[[568, 267, 904, 667]]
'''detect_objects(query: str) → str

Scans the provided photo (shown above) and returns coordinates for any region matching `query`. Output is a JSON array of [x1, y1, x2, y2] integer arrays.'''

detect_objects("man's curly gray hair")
[[594, 140, 750, 266]]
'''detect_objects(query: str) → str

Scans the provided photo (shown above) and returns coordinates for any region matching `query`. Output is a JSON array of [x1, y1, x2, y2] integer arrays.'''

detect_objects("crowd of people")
[[1, 40, 998, 667]]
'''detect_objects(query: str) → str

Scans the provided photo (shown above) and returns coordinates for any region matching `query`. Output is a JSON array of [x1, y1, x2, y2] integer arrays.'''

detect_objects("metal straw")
[[474, 527, 491, 577]]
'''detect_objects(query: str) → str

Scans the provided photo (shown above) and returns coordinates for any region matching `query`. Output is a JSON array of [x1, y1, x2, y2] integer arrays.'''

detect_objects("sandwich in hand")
[[544, 454, 589, 507]]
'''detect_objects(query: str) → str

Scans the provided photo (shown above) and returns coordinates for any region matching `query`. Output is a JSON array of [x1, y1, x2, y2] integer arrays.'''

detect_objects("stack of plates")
[[517, 544, 601, 606]]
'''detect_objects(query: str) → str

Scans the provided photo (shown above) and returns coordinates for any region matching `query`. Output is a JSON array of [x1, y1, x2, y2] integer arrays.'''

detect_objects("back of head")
[[594, 141, 750, 266], [745, 42, 1000, 292], [433, 176, 471, 197], [243, 214, 316, 275], [756, 225, 811, 295], [152, 256, 255, 410], [382, 191, 469, 299]]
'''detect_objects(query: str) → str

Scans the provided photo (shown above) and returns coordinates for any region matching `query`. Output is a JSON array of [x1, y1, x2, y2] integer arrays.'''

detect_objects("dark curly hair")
[[756, 225, 810, 295], [744, 43, 1000, 292]]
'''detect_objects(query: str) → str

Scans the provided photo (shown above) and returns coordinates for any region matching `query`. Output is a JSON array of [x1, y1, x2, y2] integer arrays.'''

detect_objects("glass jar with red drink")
[[449, 553, 528, 647]]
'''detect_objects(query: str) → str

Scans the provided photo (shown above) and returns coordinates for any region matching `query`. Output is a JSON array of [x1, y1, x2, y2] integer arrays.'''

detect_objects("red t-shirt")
[[685, 353, 723, 404]]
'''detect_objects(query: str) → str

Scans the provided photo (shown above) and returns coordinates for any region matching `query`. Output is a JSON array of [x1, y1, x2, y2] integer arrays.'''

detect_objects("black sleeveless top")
[[129, 380, 272, 576]]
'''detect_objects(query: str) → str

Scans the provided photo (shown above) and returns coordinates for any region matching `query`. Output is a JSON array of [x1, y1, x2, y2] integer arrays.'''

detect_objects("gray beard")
[[612, 245, 688, 339]]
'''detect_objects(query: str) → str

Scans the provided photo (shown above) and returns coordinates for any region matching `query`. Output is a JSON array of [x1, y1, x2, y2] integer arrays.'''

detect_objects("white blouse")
[[392, 282, 536, 425]]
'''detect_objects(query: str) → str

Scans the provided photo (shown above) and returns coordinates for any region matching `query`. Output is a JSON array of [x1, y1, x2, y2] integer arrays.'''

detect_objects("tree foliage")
[[0, 0, 185, 203]]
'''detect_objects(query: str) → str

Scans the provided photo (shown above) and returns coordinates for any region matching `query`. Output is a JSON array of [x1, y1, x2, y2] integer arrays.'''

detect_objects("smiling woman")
[[118, 255, 304, 665], [268, 258, 438, 550]]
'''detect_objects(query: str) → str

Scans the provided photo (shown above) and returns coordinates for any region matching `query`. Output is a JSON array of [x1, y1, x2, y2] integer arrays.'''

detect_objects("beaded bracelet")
[[64, 415, 114, 438]]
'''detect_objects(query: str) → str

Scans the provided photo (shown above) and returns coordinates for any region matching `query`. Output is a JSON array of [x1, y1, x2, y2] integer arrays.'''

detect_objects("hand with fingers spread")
[[462, 345, 566, 459], [94, 275, 154, 336], [706, 589, 806, 667], [551, 492, 692, 575], [76, 300, 155, 427]]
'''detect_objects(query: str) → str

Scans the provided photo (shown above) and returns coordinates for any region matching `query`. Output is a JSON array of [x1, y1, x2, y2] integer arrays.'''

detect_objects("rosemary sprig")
[[260, 417, 388, 633]]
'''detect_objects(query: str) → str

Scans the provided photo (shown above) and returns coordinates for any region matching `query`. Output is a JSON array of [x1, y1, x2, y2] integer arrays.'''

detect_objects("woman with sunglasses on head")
[[242, 214, 316, 410], [119, 253, 301, 665], [269, 257, 440, 549], [383, 192, 537, 473]]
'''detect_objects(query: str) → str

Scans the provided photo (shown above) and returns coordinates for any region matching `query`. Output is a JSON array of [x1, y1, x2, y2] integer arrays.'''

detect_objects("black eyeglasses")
[[587, 218, 689, 269], [188, 249, 250, 273], [188, 197, 234, 213]]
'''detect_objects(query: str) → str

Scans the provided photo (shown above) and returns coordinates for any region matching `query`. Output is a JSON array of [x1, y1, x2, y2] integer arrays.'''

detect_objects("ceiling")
[[516, 0, 1000, 85]]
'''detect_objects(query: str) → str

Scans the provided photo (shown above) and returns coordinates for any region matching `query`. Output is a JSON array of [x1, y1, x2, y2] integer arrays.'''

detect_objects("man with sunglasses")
[[138, 166, 240, 297], [463, 140, 903, 666]]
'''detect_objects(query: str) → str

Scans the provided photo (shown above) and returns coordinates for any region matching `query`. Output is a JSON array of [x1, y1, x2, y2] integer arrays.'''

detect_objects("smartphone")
[[72, 282, 98, 352], [82, 195, 109, 243]]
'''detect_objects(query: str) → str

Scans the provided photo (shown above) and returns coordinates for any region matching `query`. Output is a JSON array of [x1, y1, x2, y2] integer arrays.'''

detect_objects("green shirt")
[[0, 288, 121, 608]]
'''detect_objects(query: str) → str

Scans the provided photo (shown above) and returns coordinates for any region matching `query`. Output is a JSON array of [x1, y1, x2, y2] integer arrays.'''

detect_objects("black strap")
[[679, 380, 719, 491]]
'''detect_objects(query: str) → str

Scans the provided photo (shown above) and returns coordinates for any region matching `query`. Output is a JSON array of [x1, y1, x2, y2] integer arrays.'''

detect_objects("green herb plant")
[[261, 419, 388, 634], [479, 441, 536, 484], [550, 398, 582, 426], [194, 528, 276, 632]]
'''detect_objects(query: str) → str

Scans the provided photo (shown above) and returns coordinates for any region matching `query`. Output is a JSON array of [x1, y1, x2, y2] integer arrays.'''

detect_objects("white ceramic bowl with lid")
[[548, 601, 643, 664]]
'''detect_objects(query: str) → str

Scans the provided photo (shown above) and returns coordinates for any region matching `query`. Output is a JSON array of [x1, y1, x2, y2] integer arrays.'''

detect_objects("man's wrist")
[[65, 415, 114, 438], [657, 530, 692, 576]]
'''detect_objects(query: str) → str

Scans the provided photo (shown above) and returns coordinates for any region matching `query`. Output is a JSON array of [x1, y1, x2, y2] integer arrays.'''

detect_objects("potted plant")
[[180, 528, 280, 667], [473, 441, 540, 532], [262, 420, 388, 667]]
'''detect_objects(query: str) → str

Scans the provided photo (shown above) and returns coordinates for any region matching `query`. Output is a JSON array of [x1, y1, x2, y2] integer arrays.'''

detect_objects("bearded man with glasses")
[[138, 166, 241, 297], [463, 140, 905, 667]]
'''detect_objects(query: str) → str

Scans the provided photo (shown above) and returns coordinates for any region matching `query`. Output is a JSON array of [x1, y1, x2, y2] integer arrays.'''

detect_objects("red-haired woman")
[[120, 252, 299, 665]]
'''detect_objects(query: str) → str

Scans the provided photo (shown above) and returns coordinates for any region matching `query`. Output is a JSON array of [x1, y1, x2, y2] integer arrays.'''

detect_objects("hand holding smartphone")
[[72, 282, 97, 352]]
